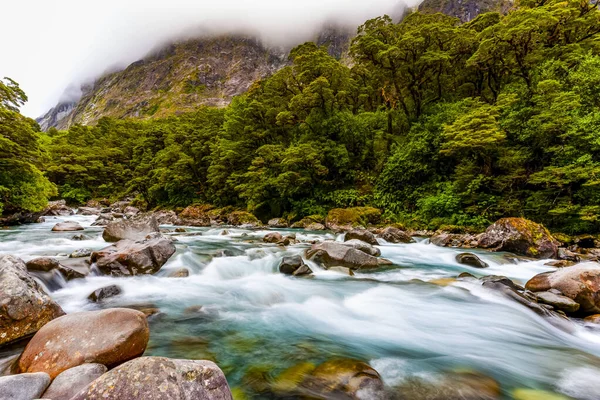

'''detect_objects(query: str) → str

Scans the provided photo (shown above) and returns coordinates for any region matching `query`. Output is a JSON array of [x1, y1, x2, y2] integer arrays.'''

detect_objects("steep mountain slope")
[[418, 0, 512, 22], [40, 36, 288, 130]]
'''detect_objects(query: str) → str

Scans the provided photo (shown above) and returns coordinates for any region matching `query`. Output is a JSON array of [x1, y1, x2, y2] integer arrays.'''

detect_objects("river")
[[2, 214, 600, 399]]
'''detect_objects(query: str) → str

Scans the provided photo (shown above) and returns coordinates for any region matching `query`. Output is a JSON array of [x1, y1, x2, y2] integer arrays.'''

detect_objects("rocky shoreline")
[[1, 200, 600, 399]]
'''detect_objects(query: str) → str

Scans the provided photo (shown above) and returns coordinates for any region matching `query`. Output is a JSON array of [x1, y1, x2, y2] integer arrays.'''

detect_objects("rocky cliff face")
[[38, 36, 288, 130], [418, 0, 512, 22]]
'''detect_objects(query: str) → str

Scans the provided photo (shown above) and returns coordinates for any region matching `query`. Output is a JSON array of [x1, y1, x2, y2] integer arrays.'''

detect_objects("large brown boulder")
[[70, 357, 233, 400], [178, 205, 212, 226], [18, 308, 149, 378], [306, 241, 381, 270], [477, 218, 559, 258], [0, 255, 64, 346], [525, 263, 600, 314], [102, 215, 160, 242], [91, 236, 176, 276], [345, 229, 378, 245], [52, 221, 84, 231]]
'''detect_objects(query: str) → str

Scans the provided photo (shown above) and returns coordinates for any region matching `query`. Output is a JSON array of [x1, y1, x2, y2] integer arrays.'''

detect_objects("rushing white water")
[[2, 214, 600, 398]]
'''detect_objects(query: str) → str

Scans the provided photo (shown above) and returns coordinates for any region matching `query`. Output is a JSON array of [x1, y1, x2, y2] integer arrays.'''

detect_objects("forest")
[[2, 0, 600, 234]]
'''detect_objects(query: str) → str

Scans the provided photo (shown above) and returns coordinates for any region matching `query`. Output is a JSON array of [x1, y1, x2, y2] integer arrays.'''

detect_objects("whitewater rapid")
[[2, 214, 600, 399]]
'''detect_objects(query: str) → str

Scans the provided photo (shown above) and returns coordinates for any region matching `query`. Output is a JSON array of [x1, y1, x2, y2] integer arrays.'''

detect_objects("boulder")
[[535, 291, 580, 313], [0, 372, 51, 400], [584, 314, 600, 324], [91, 213, 113, 226], [88, 284, 123, 302], [168, 268, 190, 278], [42, 363, 107, 400], [268, 218, 288, 228], [43, 200, 73, 216], [343, 239, 381, 257], [124, 206, 140, 215], [325, 207, 381, 231], [477, 218, 559, 259], [91, 236, 176, 276], [69, 357, 233, 400], [152, 210, 182, 225], [102, 215, 160, 242], [279, 255, 312, 276], [345, 229, 378, 245], [52, 221, 84, 232], [306, 241, 380, 270], [545, 260, 575, 268], [525, 264, 600, 314], [264, 232, 283, 243], [482, 277, 557, 317], [25, 256, 60, 272], [301, 359, 385, 399], [379, 227, 414, 244], [70, 248, 93, 258], [430, 233, 477, 248], [227, 211, 261, 227], [109, 200, 131, 213], [291, 216, 324, 229], [305, 222, 326, 231], [0, 255, 64, 346], [456, 253, 489, 268], [77, 207, 101, 216], [72, 233, 92, 241], [18, 308, 149, 379]]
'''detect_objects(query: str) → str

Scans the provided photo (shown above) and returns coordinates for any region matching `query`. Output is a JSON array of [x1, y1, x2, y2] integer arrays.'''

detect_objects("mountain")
[[418, 0, 512, 22]]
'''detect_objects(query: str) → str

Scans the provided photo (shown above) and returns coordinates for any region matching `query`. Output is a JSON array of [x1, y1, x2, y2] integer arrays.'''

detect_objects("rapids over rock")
[[2, 214, 600, 399]]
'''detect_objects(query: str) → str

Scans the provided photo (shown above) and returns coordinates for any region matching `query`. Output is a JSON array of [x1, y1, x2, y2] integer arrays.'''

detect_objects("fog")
[[1, 0, 420, 118]]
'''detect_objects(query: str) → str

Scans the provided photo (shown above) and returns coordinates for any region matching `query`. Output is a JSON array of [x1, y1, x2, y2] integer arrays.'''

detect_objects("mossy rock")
[[326, 207, 382, 231], [512, 388, 573, 400], [290, 215, 324, 228], [227, 211, 261, 226], [271, 362, 316, 394]]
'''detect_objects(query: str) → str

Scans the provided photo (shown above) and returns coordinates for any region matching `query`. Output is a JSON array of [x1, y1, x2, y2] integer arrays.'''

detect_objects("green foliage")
[[29, 0, 600, 233]]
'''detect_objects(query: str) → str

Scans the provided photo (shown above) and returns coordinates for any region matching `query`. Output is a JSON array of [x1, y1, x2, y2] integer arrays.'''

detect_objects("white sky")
[[1, 0, 419, 119]]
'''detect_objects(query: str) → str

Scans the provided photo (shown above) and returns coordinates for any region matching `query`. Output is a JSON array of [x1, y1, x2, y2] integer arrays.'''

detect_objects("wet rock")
[[584, 314, 600, 324], [302, 359, 385, 399], [268, 218, 288, 228], [430, 233, 476, 248], [77, 206, 101, 216], [291, 216, 324, 229], [306, 241, 380, 270], [70, 248, 93, 258], [18, 308, 149, 379], [26, 256, 60, 272], [228, 211, 261, 227], [70, 356, 232, 400], [168, 268, 190, 278], [379, 227, 414, 244], [52, 221, 84, 231], [328, 266, 355, 276], [458, 272, 476, 279], [0, 372, 51, 400], [512, 388, 571, 400], [306, 222, 326, 231], [43, 363, 107, 400], [535, 291, 580, 313], [482, 278, 555, 317], [345, 229, 378, 246], [477, 218, 559, 259], [0, 255, 65, 346], [480, 275, 523, 291], [72, 233, 92, 241], [264, 232, 283, 243], [88, 284, 123, 302], [344, 239, 381, 257], [102, 215, 160, 242], [558, 248, 581, 262], [395, 371, 500, 400], [174, 227, 187, 232], [43, 200, 73, 216], [526, 264, 600, 314], [456, 253, 489, 269], [545, 260, 575, 268], [279, 255, 312, 276], [91, 236, 176, 276], [278, 235, 299, 246], [153, 210, 183, 225], [326, 207, 381, 232], [91, 213, 113, 226]]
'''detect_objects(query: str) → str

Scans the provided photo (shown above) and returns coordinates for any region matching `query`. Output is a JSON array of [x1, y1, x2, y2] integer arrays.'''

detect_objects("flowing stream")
[[2, 214, 600, 399]]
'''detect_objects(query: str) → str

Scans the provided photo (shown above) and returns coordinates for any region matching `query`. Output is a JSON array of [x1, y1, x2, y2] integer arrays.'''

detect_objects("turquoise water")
[[2, 214, 600, 399]]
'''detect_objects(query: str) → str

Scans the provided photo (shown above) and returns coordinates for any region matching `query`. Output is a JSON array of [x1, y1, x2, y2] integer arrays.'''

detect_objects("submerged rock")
[[42, 363, 107, 400], [52, 221, 84, 231], [456, 253, 489, 269], [379, 227, 414, 244], [395, 371, 500, 400], [102, 215, 160, 242], [345, 229, 378, 245], [0, 372, 51, 400], [0, 255, 65, 346], [91, 236, 176, 276], [279, 255, 312, 276], [88, 284, 123, 302], [477, 218, 559, 259], [69, 357, 233, 400], [18, 308, 149, 379], [167, 268, 190, 278], [306, 241, 380, 270], [526, 264, 600, 314]]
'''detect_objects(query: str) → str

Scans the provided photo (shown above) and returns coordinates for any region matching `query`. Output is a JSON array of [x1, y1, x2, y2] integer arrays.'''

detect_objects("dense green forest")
[[2, 0, 600, 233]]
